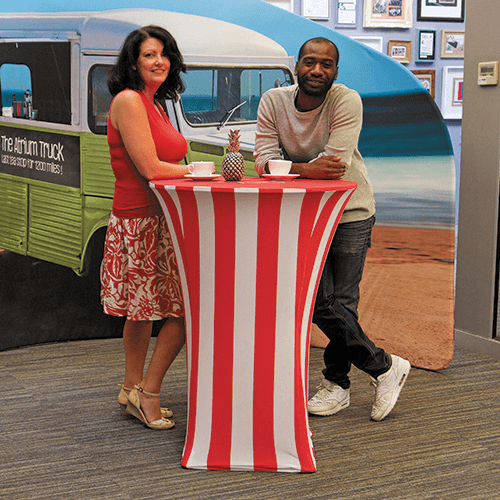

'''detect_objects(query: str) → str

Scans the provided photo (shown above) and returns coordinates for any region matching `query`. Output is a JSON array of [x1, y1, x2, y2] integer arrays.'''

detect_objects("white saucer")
[[262, 173, 300, 180], [184, 173, 221, 181]]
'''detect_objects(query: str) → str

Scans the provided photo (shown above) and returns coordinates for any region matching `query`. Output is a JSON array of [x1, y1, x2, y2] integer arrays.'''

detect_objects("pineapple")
[[222, 129, 245, 181]]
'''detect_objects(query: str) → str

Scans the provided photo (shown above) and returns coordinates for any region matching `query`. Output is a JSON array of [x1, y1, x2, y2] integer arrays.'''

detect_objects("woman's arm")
[[110, 90, 190, 180]]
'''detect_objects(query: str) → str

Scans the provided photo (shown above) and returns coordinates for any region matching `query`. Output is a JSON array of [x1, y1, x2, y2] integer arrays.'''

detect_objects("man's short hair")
[[298, 37, 339, 66]]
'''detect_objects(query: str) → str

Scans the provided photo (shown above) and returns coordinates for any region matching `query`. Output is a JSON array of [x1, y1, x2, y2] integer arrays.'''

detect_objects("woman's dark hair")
[[107, 25, 186, 100]]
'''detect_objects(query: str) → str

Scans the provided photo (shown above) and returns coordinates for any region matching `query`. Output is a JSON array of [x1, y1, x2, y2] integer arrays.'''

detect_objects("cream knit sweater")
[[254, 83, 375, 223]]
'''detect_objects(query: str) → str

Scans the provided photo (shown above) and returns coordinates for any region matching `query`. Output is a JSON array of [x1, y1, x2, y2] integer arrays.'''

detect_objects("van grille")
[[81, 133, 115, 198], [0, 177, 28, 254], [28, 185, 82, 270]]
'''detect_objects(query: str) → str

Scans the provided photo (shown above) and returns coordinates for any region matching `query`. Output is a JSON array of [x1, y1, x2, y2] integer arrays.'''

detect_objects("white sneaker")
[[370, 354, 411, 421], [308, 378, 350, 416]]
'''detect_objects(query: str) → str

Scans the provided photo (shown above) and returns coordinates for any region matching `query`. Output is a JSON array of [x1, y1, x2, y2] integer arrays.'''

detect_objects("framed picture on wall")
[[417, 29, 436, 61], [264, 0, 292, 12], [417, 0, 465, 22], [302, 0, 330, 19], [412, 69, 436, 98], [388, 40, 412, 64], [350, 35, 384, 52], [441, 30, 465, 58], [363, 0, 413, 28], [337, 0, 357, 26], [442, 66, 464, 119]]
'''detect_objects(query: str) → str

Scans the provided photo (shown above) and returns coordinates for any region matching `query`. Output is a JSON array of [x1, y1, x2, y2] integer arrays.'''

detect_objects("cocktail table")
[[150, 176, 356, 472]]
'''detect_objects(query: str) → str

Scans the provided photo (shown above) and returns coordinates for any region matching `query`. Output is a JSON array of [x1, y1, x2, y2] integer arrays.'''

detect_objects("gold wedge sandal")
[[118, 384, 173, 418], [126, 385, 175, 430]]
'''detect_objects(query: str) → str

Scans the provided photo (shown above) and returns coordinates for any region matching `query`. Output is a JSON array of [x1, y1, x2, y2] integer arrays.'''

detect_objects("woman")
[[101, 25, 190, 430]]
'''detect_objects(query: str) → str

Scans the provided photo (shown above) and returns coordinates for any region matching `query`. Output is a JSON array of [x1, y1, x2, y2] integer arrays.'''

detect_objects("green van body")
[[0, 9, 294, 275]]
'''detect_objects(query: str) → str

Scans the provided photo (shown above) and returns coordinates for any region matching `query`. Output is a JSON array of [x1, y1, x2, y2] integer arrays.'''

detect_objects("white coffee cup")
[[191, 161, 215, 176], [268, 159, 292, 175]]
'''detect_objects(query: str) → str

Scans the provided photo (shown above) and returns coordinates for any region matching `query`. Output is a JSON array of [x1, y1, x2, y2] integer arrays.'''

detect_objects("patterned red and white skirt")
[[101, 214, 184, 321]]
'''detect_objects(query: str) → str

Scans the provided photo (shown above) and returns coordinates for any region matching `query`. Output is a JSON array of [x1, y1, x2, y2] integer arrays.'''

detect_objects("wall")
[[268, 1, 500, 359], [268, 0, 465, 201], [454, 0, 500, 358], [279, 0, 500, 359]]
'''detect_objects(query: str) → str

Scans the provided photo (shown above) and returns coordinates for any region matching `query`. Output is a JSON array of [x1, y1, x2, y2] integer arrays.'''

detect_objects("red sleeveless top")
[[107, 90, 188, 218]]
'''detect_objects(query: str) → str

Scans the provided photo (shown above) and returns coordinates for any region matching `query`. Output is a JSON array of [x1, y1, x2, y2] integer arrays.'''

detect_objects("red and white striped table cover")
[[150, 177, 356, 473]]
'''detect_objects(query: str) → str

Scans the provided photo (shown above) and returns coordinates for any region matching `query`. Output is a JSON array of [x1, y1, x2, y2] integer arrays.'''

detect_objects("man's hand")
[[292, 156, 347, 180]]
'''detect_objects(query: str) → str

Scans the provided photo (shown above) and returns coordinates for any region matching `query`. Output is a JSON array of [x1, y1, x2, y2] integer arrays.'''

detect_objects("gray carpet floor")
[[1, 339, 499, 500]]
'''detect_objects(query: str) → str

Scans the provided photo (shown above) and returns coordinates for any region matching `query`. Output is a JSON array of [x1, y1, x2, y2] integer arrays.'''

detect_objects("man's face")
[[295, 41, 339, 97]]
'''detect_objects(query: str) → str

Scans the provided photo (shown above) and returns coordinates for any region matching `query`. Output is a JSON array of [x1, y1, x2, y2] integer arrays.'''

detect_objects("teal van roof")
[[0, 9, 291, 64]]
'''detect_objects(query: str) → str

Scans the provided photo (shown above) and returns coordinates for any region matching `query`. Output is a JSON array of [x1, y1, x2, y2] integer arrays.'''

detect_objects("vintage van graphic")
[[0, 9, 294, 274], [0, 3, 456, 365]]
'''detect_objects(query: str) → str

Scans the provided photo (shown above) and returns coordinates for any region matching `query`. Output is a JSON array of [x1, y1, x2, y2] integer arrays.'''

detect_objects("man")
[[254, 37, 410, 421]]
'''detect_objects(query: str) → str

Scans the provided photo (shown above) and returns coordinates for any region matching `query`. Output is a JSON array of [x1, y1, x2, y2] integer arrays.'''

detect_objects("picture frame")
[[337, 0, 357, 26], [441, 66, 464, 119], [417, 0, 465, 22], [412, 69, 436, 98], [302, 0, 330, 19], [441, 30, 465, 59], [265, 0, 292, 12], [350, 35, 384, 52], [417, 29, 436, 61], [388, 40, 412, 64], [363, 0, 413, 29]]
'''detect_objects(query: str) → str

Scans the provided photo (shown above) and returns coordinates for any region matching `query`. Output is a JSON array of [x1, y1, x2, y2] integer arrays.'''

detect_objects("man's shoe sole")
[[371, 360, 410, 421], [308, 399, 350, 416]]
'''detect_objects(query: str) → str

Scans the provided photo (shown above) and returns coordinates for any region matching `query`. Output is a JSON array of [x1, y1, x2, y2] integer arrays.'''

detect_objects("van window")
[[182, 67, 292, 126], [88, 64, 172, 135], [88, 65, 113, 135], [0, 42, 71, 124], [0, 64, 31, 118]]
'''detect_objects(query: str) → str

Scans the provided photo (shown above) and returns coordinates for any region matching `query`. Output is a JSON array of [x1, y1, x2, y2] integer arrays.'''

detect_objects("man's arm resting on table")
[[260, 154, 347, 179], [290, 155, 347, 180]]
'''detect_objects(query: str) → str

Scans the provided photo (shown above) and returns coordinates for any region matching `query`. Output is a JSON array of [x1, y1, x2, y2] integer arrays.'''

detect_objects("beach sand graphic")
[[311, 224, 455, 371]]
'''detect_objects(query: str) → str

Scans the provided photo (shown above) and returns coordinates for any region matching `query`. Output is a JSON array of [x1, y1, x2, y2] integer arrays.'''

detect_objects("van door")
[[0, 34, 84, 270]]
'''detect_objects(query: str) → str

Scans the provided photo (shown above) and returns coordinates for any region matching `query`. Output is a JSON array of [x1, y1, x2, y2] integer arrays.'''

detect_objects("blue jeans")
[[312, 216, 390, 389]]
